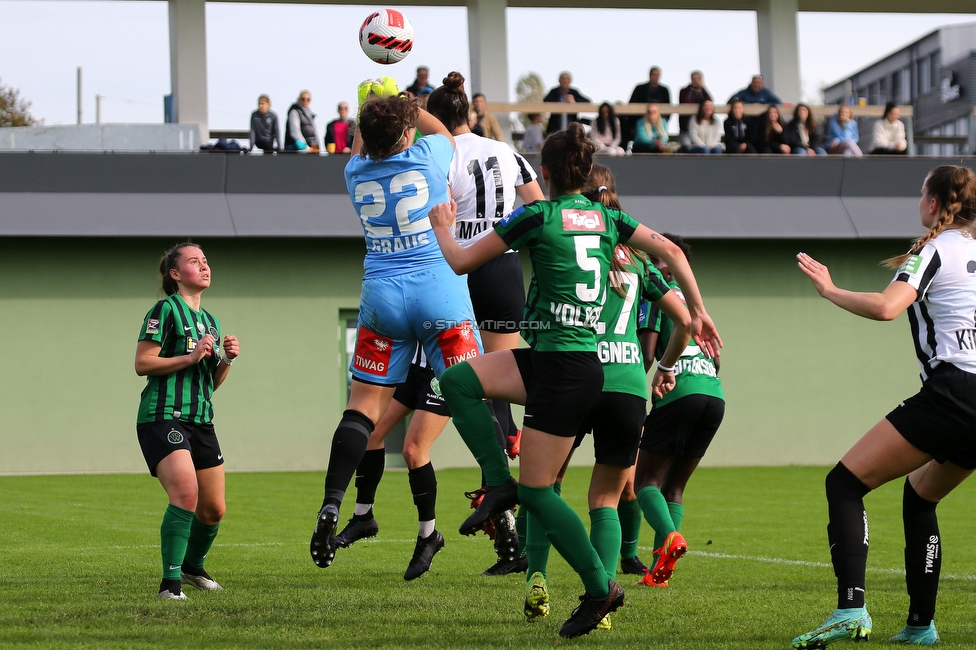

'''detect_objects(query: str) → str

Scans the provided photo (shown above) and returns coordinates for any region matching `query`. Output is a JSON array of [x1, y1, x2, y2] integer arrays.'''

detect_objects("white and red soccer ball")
[[359, 9, 414, 65]]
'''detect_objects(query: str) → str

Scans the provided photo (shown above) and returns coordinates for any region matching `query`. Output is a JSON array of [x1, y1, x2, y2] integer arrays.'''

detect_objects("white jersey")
[[895, 228, 976, 379], [449, 133, 537, 247]]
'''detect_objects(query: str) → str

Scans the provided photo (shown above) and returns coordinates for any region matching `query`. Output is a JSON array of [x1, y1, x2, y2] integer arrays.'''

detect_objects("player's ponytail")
[[541, 122, 595, 196], [427, 71, 469, 132], [583, 163, 645, 297], [883, 165, 976, 269], [158, 240, 196, 296]]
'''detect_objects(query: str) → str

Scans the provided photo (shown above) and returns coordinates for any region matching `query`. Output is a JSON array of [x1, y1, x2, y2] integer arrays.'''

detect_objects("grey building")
[[823, 23, 976, 155]]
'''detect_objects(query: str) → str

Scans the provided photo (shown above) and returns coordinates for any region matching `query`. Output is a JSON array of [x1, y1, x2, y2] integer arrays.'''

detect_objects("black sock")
[[825, 461, 872, 610], [902, 477, 940, 626], [323, 410, 375, 508], [355, 448, 386, 507], [408, 462, 437, 523]]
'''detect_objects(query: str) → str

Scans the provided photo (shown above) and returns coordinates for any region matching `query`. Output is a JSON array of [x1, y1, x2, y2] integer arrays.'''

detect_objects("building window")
[[917, 57, 931, 93], [900, 68, 911, 103]]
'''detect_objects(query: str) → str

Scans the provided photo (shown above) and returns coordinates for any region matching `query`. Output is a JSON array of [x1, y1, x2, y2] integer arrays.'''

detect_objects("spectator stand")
[[486, 103, 924, 155]]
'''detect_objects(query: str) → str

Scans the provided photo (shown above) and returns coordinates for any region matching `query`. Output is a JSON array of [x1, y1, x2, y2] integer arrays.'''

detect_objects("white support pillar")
[[756, 0, 801, 104], [168, 0, 208, 141], [467, 0, 511, 139]]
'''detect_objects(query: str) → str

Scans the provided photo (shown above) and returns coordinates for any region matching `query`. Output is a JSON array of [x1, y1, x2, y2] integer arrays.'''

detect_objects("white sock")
[[418, 519, 435, 538], [354, 503, 373, 517]]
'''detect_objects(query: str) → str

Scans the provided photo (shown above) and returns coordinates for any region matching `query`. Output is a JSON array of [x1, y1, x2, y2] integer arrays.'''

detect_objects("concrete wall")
[[0, 236, 920, 475], [0, 125, 202, 151]]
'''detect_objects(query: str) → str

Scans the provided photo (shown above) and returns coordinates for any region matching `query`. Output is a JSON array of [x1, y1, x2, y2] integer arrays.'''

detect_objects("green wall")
[[0, 237, 920, 475]]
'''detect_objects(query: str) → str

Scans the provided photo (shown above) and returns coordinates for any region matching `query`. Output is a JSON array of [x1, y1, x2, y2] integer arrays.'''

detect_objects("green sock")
[[524, 510, 551, 580], [183, 515, 220, 570], [553, 481, 562, 496], [439, 362, 511, 486], [589, 507, 621, 581], [617, 498, 642, 560], [637, 486, 675, 552], [160, 504, 194, 580], [668, 501, 684, 535], [519, 484, 609, 598], [515, 506, 527, 558]]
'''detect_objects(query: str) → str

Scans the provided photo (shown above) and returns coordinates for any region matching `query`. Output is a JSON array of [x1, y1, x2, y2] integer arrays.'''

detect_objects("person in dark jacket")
[[249, 94, 279, 153], [723, 98, 755, 154], [756, 105, 791, 154], [284, 90, 319, 153], [627, 66, 672, 145], [544, 72, 591, 136], [787, 103, 826, 155]]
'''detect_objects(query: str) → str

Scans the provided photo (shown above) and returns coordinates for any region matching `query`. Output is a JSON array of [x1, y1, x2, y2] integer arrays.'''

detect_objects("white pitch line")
[[18, 540, 976, 581], [664, 548, 976, 581]]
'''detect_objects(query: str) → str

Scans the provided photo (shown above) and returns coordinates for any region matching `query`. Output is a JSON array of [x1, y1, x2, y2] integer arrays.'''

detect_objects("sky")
[[1, 2, 975, 131]]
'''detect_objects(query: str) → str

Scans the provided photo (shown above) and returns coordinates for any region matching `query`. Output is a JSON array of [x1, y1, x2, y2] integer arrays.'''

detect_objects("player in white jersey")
[[793, 165, 976, 649], [427, 72, 546, 575]]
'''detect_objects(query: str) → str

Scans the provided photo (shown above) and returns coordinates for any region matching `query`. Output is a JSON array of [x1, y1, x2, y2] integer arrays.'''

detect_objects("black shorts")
[[513, 348, 603, 437], [392, 362, 451, 417], [886, 363, 976, 470], [137, 419, 223, 477], [467, 252, 525, 333], [640, 394, 725, 458], [574, 392, 647, 467]]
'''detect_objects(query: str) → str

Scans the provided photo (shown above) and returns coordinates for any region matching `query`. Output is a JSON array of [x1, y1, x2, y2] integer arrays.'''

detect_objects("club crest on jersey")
[[354, 326, 392, 376], [196, 322, 206, 336], [146, 319, 159, 335], [562, 210, 606, 232]]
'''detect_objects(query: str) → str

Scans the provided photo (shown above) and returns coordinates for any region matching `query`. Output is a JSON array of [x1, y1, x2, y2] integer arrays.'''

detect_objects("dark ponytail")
[[541, 122, 595, 195], [158, 241, 196, 296], [427, 71, 470, 132]]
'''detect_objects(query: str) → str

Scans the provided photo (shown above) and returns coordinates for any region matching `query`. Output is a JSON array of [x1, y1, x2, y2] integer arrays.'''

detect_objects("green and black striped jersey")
[[137, 294, 222, 425]]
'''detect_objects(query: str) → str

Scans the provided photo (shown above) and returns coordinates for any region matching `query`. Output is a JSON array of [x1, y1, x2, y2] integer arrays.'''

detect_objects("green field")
[[2, 466, 976, 649]]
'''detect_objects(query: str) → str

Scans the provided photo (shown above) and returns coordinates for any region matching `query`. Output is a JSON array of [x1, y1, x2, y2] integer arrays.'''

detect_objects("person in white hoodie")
[[688, 100, 723, 154], [871, 102, 907, 155]]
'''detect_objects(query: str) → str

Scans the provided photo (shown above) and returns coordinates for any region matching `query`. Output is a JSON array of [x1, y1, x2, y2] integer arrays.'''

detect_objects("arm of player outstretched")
[[798, 252, 917, 320], [429, 199, 510, 274], [628, 224, 722, 357]]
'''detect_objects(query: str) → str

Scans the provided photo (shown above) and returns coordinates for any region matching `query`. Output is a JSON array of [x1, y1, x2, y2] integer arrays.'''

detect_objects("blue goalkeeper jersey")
[[345, 134, 454, 279]]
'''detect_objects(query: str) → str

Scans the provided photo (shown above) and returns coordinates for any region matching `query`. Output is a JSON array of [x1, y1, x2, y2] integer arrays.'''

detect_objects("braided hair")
[[884, 165, 976, 269]]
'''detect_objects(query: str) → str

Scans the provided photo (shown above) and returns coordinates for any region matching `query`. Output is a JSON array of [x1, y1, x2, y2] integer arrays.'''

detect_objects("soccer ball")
[[359, 9, 414, 65]]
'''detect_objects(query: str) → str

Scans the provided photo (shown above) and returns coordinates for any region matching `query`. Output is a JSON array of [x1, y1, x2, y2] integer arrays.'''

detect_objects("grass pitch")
[[2, 465, 976, 648]]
